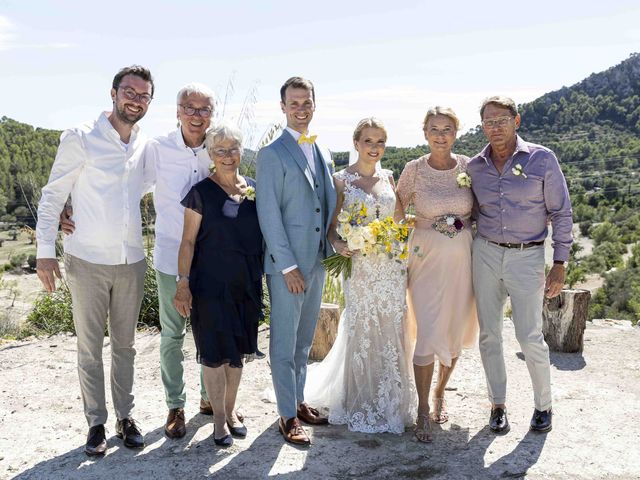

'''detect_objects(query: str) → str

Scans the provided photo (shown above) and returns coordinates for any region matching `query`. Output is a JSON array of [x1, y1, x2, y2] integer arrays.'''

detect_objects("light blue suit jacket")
[[256, 130, 337, 276]]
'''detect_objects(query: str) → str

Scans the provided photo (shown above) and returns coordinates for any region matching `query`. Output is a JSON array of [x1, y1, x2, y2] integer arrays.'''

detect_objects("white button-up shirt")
[[143, 128, 212, 276], [36, 112, 147, 265]]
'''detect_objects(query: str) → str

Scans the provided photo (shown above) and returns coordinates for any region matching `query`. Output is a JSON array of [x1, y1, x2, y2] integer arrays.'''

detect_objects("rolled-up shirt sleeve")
[[544, 152, 573, 262], [36, 130, 85, 259]]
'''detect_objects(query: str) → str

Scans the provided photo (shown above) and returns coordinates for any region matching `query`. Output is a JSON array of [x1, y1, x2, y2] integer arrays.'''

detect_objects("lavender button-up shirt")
[[468, 136, 573, 262]]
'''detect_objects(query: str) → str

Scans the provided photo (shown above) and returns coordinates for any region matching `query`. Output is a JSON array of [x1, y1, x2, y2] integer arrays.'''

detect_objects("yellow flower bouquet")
[[323, 201, 410, 278]]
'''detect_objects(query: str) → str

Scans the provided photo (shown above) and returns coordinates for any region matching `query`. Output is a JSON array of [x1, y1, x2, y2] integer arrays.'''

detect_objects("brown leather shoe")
[[199, 398, 213, 416], [278, 417, 311, 446], [165, 408, 186, 439], [199, 398, 244, 423], [297, 403, 329, 425]]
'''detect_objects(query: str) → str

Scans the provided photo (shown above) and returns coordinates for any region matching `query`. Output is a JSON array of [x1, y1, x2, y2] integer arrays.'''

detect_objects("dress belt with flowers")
[[414, 215, 470, 238]]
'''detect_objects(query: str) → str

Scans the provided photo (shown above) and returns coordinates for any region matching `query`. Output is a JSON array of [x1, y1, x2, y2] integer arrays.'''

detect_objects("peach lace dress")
[[396, 154, 478, 367]]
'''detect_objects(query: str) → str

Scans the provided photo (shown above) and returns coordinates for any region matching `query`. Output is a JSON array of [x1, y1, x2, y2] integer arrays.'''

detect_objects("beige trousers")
[[64, 254, 146, 427], [472, 238, 552, 411]]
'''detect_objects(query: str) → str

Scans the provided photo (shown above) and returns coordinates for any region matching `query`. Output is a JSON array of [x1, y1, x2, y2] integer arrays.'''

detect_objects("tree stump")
[[309, 303, 340, 361], [542, 289, 591, 352]]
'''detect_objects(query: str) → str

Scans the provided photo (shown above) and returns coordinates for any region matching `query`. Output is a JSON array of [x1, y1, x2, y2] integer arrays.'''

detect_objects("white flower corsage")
[[456, 172, 472, 188], [512, 163, 527, 178], [243, 186, 256, 201]]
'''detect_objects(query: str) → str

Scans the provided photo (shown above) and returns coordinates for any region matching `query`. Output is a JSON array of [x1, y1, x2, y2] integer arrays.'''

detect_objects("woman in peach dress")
[[396, 106, 478, 443]]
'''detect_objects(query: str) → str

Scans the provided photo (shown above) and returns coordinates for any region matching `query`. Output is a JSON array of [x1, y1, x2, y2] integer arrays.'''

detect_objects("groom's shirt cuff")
[[282, 264, 298, 275]]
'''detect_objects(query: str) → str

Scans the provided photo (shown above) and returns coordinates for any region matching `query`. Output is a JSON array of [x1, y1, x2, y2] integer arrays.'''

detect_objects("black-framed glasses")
[[180, 104, 213, 118], [481, 116, 514, 129], [118, 86, 153, 105], [212, 147, 241, 158]]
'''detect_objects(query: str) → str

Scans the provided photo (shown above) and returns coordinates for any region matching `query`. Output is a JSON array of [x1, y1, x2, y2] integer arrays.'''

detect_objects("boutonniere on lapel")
[[242, 186, 256, 201], [512, 163, 528, 179], [456, 171, 472, 188]]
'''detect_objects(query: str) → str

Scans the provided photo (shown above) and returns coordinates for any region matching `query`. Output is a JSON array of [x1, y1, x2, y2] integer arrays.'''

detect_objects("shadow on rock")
[[463, 426, 548, 479], [11, 413, 221, 480]]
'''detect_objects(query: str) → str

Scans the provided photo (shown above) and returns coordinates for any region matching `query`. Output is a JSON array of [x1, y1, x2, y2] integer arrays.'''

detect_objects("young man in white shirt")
[[36, 65, 154, 456]]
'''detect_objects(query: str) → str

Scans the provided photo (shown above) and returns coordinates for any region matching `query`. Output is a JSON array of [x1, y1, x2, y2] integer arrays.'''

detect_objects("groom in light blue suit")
[[256, 77, 337, 446]]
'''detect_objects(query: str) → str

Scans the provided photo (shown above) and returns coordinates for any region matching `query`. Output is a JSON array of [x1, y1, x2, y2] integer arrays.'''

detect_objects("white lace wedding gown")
[[305, 169, 417, 434]]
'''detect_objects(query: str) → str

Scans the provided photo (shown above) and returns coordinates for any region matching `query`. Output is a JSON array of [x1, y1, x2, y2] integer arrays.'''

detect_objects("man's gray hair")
[[480, 96, 518, 118], [205, 123, 244, 151], [176, 82, 215, 105]]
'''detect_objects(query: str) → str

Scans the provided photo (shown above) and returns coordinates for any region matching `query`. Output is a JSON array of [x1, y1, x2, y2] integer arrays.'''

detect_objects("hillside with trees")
[[1, 53, 639, 323]]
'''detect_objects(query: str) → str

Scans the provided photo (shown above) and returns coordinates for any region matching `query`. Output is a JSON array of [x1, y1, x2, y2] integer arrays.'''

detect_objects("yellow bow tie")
[[298, 133, 317, 145]]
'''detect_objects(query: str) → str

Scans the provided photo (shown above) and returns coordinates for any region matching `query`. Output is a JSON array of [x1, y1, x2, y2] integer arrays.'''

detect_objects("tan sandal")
[[414, 413, 433, 443], [431, 397, 449, 424]]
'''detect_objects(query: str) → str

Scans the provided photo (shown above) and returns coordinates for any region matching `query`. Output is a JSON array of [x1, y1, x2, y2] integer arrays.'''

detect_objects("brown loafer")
[[297, 403, 328, 425], [199, 398, 244, 423], [165, 408, 186, 439], [278, 417, 310, 446], [199, 398, 213, 416]]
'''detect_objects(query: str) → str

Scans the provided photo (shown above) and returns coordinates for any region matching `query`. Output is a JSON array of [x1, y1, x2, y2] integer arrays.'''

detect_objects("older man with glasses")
[[142, 83, 219, 439], [468, 95, 573, 435], [36, 65, 154, 456]]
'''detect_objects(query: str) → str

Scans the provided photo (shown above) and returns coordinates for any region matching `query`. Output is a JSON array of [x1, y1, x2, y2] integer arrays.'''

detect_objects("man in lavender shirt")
[[467, 95, 572, 434]]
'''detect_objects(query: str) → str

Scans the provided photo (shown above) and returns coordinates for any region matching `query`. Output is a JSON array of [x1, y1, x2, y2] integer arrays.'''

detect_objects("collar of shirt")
[[97, 111, 140, 147], [285, 127, 316, 175], [173, 126, 205, 152], [479, 135, 530, 170]]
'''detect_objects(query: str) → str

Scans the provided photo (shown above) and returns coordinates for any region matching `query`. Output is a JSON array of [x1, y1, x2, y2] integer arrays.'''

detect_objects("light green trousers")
[[156, 269, 207, 409]]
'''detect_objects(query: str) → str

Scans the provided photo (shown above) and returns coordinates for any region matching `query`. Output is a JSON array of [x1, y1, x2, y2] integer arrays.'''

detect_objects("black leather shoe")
[[530, 408, 552, 432], [214, 426, 234, 447], [116, 417, 145, 449], [227, 419, 247, 438], [85, 425, 107, 456], [489, 407, 510, 434]]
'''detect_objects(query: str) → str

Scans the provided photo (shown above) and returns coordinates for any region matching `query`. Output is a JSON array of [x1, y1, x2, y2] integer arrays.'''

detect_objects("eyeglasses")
[[212, 147, 241, 158], [118, 86, 153, 105], [180, 104, 213, 118], [425, 127, 455, 136], [481, 116, 514, 129]]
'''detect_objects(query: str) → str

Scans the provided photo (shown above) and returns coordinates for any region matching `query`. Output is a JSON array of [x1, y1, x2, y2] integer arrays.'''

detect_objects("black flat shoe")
[[226, 420, 247, 438], [530, 408, 552, 432], [489, 407, 510, 434], [85, 425, 107, 456], [213, 425, 234, 447]]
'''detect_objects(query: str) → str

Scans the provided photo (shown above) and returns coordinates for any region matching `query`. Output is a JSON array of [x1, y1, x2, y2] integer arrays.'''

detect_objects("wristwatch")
[[553, 261, 566, 267], [176, 274, 189, 282]]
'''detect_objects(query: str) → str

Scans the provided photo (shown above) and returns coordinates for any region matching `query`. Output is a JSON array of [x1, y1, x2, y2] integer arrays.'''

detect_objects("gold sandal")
[[414, 413, 433, 443], [431, 397, 449, 424]]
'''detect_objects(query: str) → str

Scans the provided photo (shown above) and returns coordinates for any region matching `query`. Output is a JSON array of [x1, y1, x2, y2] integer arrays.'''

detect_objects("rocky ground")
[[1, 320, 639, 480]]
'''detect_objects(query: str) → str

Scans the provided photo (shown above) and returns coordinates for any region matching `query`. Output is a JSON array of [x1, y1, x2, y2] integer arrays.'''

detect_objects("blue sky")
[[1, 1, 639, 151]]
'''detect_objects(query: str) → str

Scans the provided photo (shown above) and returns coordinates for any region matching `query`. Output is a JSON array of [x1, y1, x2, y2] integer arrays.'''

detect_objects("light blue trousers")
[[267, 258, 325, 420], [472, 238, 552, 411]]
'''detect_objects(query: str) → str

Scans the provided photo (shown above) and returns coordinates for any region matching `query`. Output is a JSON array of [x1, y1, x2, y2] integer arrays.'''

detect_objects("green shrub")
[[24, 283, 74, 336], [138, 256, 160, 329], [9, 252, 27, 269]]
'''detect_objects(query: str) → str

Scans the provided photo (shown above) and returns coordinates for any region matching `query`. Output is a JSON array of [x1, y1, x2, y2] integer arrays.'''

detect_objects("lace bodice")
[[334, 168, 396, 222], [397, 155, 473, 220]]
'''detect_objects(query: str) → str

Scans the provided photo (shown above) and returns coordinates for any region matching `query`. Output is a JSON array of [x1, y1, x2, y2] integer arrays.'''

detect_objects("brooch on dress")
[[432, 214, 465, 238]]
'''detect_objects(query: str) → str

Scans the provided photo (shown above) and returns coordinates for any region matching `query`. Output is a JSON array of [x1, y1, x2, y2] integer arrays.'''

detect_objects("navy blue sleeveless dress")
[[181, 176, 263, 368]]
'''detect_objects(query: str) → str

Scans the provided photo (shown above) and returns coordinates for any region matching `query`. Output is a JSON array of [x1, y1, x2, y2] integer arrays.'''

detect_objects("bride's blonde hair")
[[353, 117, 387, 142]]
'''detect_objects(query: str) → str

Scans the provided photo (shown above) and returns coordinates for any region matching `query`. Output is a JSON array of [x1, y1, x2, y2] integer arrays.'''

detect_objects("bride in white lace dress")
[[305, 118, 416, 434]]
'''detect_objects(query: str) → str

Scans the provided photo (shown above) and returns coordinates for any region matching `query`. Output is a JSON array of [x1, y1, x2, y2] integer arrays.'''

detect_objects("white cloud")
[[0, 16, 75, 51]]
